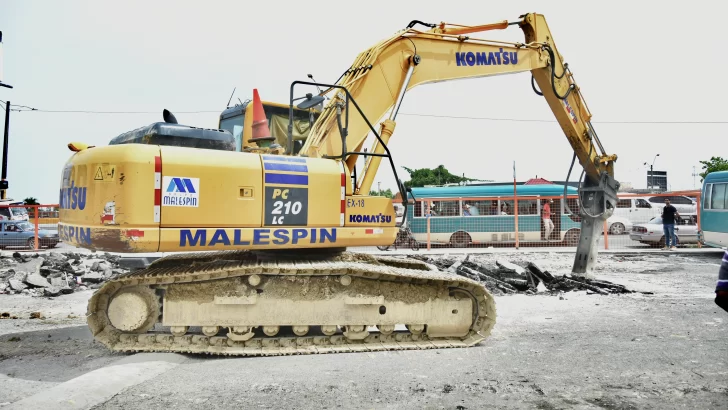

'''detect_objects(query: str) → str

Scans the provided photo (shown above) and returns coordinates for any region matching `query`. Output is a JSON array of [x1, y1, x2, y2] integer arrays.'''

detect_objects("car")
[[0, 220, 59, 249], [606, 215, 632, 235], [629, 214, 699, 247]]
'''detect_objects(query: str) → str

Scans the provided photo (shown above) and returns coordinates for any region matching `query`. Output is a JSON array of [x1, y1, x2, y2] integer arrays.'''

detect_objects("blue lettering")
[[476, 52, 488, 65], [254, 229, 270, 245], [272, 229, 289, 245], [292, 229, 307, 244], [488, 52, 496, 65], [320, 228, 336, 243], [234, 230, 250, 245], [180, 229, 206, 246], [70, 182, 77, 210], [348, 214, 393, 224], [59, 183, 87, 210], [59, 225, 91, 246], [77, 188, 86, 210], [79, 226, 91, 245], [208, 229, 230, 246], [456, 50, 517, 66], [179, 228, 338, 247], [465, 52, 475, 66]]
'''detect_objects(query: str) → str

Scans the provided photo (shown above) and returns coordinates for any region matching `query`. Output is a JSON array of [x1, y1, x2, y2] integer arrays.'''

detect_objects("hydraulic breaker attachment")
[[572, 172, 620, 276]]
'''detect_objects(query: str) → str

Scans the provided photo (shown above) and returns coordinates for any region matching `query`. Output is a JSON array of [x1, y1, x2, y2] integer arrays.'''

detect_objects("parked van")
[[612, 195, 697, 224], [0, 200, 29, 221], [611, 197, 658, 224]]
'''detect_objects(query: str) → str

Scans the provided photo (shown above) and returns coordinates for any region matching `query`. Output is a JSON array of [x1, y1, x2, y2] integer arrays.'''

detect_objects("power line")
[[1, 101, 727, 124], [397, 113, 728, 124]]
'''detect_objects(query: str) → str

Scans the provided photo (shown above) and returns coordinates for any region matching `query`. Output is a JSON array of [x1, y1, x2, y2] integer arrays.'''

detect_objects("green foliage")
[[23, 197, 39, 214], [369, 188, 393, 198], [699, 157, 728, 182], [401, 165, 483, 188]]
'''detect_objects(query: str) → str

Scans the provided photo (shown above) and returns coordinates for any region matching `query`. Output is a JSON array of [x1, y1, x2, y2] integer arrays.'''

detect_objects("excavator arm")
[[294, 13, 619, 274]]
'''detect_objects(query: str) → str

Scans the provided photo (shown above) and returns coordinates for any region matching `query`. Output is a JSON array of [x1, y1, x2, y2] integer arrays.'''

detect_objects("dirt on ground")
[[0, 251, 726, 409]]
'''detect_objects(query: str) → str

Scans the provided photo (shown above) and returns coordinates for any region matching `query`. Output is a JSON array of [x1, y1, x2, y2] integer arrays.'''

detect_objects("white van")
[[0, 200, 29, 221], [612, 195, 696, 224]]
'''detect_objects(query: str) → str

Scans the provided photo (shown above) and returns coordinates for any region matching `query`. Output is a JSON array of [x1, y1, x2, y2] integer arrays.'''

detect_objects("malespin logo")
[[162, 176, 200, 207]]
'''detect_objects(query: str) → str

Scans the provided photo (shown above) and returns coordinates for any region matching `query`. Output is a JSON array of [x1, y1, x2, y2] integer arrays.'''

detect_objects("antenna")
[[307, 74, 328, 100], [226, 87, 236, 108]]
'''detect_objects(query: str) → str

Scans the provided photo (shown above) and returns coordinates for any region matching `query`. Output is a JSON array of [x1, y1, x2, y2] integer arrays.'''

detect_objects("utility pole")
[[1, 100, 8, 199], [692, 166, 698, 189], [1, 31, 12, 199], [0, 31, 12, 90]]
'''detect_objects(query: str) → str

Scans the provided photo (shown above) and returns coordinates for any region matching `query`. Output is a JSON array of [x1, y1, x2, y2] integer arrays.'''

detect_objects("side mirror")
[[297, 94, 325, 110]]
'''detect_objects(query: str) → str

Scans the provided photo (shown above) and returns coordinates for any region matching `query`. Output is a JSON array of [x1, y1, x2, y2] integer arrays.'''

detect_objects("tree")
[[699, 157, 728, 182], [369, 188, 393, 198], [23, 197, 39, 215], [401, 165, 484, 188]]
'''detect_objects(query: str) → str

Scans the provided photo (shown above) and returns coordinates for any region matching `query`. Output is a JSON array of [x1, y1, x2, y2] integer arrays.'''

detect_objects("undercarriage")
[[87, 250, 497, 356]]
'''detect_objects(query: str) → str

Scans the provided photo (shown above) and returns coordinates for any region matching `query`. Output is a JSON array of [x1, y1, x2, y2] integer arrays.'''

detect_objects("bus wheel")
[[450, 231, 471, 248], [564, 229, 580, 247], [376, 245, 390, 251]]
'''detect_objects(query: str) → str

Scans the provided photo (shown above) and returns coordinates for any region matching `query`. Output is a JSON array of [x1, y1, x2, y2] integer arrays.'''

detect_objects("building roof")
[[523, 177, 553, 185]]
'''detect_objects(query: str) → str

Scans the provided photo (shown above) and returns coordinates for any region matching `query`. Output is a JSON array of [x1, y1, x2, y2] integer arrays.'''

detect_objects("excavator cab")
[[218, 98, 322, 154]]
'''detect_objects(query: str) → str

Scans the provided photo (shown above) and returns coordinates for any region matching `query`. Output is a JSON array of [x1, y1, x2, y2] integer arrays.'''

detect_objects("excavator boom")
[[295, 12, 618, 272], [58, 13, 617, 357]]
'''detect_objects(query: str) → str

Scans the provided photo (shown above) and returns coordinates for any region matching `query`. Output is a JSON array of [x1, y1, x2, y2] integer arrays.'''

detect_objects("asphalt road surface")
[[1, 252, 726, 409]]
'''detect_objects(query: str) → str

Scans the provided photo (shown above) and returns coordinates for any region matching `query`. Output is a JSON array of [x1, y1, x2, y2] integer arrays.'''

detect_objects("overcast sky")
[[1, 0, 726, 203]]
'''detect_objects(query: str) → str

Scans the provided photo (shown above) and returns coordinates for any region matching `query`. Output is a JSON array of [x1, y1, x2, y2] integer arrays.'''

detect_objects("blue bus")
[[700, 170, 728, 248], [406, 184, 582, 247]]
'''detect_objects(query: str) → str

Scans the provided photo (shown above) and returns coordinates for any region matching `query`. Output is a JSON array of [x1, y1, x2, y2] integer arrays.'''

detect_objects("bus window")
[[517, 199, 538, 215], [500, 201, 513, 215], [710, 183, 727, 209], [431, 200, 459, 217], [462, 200, 481, 216], [413, 201, 424, 217]]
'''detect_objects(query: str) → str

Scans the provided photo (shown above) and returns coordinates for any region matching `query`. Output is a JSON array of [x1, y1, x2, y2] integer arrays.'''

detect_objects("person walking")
[[542, 199, 554, 241], [661, 198, 679, 250]]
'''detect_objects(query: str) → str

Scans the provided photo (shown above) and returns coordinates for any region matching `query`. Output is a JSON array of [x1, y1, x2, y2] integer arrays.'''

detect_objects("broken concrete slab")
[[24, 274, 50, 288]]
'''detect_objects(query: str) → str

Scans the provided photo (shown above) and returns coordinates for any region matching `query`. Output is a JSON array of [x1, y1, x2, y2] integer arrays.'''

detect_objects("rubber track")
[[86, 250, 497, 356]]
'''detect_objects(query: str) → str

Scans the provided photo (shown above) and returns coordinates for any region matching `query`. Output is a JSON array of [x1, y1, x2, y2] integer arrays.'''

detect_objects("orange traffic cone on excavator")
[[248, 88, 275, 146]]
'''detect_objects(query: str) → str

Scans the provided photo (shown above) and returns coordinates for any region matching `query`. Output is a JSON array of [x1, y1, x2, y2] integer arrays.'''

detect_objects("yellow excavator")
[[59, 13, 619, 356]]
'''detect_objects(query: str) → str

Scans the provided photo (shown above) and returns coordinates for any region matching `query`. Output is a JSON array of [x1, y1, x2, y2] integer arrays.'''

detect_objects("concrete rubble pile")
[[0, 252, 129, 297], [409, 254, 636, 296]]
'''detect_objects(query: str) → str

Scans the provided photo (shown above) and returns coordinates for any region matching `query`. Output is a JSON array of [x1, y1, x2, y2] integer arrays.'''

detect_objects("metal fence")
[[0, 204, 60, 251], [1, 192, 708, 253], [378, 190, 706, 251]]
